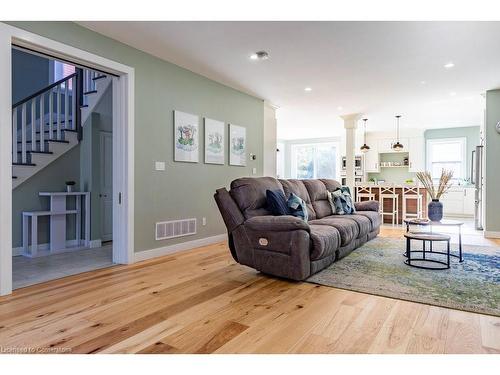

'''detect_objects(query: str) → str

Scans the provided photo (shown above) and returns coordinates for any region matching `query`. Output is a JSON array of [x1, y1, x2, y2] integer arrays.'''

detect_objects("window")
[[52, 61, 75, 89], [291, 142, 338, 179], [426, 137, 466, 182]]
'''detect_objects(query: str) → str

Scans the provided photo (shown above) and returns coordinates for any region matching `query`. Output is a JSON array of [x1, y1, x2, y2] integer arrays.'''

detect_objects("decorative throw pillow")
[[287, 193, 309, 222], [266, 189, 289, 216], [327, 189, 356, 215]]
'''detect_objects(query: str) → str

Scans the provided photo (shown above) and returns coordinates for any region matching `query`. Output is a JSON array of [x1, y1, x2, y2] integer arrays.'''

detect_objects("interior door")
[[99, 131, 113, 242]]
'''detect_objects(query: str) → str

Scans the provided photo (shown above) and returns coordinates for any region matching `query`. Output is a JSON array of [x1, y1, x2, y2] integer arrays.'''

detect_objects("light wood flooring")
[[0, 228, 499, 354]]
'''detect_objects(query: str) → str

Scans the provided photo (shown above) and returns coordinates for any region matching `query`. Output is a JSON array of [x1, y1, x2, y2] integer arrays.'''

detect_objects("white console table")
[[22, 192, 90, 257]]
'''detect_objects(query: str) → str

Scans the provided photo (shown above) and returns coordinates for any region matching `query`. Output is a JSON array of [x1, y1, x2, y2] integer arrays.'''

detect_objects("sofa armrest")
[[355, 200, 379, 212], [244, 215, 310, 232]]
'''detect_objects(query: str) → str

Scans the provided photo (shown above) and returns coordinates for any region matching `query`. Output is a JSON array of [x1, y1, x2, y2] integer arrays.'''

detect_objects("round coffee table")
[[404, 231, 451, 270], [403, 218, 464, 262]]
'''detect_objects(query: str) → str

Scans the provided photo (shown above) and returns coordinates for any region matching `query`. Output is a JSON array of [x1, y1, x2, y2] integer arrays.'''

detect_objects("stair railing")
[[12, 72, 78, 164]]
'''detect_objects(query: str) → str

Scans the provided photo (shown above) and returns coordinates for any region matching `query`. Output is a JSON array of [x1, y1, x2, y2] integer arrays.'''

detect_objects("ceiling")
[[78, 21, 500, 139]]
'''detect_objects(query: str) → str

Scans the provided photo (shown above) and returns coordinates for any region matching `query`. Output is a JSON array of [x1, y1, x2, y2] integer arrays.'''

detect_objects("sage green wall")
[[424, 126, 480, 181], [368, 152, 416, 184], [12, 146, 81, 248], [485, 90, 500, 233], [7, 22, 264, 253]]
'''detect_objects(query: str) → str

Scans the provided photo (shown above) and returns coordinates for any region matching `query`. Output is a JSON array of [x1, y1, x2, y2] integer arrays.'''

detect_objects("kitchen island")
[[355, 184, 428, 225]]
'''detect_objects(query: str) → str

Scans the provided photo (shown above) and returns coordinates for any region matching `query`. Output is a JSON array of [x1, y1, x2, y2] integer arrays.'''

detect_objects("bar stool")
[[355, 184, 376, 202], [379, 184, 399, 226], [402, 183, 423, 220]]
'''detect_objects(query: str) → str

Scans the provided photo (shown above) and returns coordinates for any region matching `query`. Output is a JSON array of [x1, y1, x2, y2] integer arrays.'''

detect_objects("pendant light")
[[360, 118, 370, 153], [392, 115, 404, 151]]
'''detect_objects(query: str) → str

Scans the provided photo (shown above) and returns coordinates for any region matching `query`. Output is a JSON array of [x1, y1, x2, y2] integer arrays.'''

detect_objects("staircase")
[[12, 68, 111, 189]]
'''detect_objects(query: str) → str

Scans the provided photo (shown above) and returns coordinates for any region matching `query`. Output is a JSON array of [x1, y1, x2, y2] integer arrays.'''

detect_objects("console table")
[[22, 192, 90, 257]]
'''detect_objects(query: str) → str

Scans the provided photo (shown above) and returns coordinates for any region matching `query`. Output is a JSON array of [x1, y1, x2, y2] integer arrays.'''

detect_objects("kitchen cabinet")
[[441, 187, 475, 217], [463, 187, 475, 215], [364, 145, 380, 172], [408, 137, 425, 172]]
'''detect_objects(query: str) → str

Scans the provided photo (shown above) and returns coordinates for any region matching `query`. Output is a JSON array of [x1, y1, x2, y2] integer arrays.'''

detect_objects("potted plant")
[[416, 169, 454, 221]]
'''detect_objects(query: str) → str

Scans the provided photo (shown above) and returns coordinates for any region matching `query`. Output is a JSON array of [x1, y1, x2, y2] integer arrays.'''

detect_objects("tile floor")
[[13, 244, 114, 289]]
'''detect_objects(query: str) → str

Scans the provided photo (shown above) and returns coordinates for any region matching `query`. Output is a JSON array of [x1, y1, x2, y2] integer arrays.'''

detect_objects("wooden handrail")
[[12, 72, 77, 109]]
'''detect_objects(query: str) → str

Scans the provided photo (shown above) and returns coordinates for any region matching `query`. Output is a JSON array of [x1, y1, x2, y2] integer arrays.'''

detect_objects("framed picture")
[[229, 124, 246, 166], [174, 110, 199, 163], [204, 118, 225, 165]]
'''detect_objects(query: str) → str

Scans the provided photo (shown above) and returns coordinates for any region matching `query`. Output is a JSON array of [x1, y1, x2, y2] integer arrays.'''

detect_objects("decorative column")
[[341, 113, 362, 193]]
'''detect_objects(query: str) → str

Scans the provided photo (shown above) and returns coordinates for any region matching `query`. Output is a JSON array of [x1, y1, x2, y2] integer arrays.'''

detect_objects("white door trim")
[[0, 23, 135, 295]]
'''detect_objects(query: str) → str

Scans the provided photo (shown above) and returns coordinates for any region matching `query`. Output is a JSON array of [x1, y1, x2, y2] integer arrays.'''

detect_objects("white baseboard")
[[484, 231, 500, 239], [134, 234, 227, 262]]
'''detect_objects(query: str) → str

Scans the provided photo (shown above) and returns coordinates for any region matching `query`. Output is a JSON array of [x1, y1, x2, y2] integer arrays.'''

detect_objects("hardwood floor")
[[0, 228, 499, 354]]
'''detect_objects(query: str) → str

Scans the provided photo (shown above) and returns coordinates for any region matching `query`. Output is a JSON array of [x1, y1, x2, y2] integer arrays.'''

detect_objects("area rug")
[[306, 236, 500, 316]]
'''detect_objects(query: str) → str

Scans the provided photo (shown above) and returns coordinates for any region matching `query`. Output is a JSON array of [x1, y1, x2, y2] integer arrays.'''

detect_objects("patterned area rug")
[[307, 237, 500, 316]]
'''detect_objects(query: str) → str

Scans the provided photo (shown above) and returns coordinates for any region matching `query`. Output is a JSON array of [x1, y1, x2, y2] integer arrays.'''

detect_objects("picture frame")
[[174, 110, 199, 163], [204, 118, 225, 165], [229, 124, 246, 166]]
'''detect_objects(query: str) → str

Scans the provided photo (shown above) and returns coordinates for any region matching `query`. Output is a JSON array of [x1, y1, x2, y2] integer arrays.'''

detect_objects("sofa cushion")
[[303, 179, 333, 219], [320, 179, 342, 192], [309, 225, 340, 261], [354, 211, 381, 231], [344, 214, 371, 237], [230, 177, 284, 219], [309, 216, 359, 246], [279, 179, 316, 220]]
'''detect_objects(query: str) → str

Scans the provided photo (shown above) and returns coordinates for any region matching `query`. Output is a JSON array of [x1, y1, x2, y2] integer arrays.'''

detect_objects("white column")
[[263, 101, 278, 177], [341, 113, 362, 193], [0, 25, 13, 295]]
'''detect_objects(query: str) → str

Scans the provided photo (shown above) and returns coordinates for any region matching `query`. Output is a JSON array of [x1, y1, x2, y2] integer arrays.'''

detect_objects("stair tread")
[[13, 162, 36, 166], [81, 104, 89, 108], [92, 75, 107, 81], [84, 90, 97, 95], [16, 150, 53, 154], [12, 176, 17, 179], [17, 139, 69, 144], [35, 129, 77, 134]]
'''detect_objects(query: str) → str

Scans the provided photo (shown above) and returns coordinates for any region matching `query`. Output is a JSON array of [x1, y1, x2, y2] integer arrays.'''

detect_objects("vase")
[[428, 199, 443, 222]]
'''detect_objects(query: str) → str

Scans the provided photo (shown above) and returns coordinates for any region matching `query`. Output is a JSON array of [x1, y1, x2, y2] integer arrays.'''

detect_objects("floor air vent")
[[155, 218, 197, 240]]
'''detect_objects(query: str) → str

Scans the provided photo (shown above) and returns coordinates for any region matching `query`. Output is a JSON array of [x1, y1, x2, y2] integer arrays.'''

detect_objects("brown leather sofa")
[[214, 177, 380, 281]]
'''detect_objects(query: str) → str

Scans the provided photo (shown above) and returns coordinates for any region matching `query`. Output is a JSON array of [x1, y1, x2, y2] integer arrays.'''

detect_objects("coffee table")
[[403, 218, 464, 262], [404, 231, 452, 270]]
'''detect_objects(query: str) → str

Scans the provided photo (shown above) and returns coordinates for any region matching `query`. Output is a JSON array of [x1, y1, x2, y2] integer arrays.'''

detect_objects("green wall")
[[368, 152, 416, 184], [7, 22, 264, 253], [485, 90, 500, 233], [424, 126, 480, 181]]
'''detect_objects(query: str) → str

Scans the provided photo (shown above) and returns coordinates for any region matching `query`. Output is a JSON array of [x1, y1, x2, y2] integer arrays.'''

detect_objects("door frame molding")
[[0, 23, 135, 295]]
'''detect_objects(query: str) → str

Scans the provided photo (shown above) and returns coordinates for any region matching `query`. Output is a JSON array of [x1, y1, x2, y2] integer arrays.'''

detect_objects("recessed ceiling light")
[[304, 87, 312, 92], [420, 81, 427, 85], [444, 62, 455, 69], [250, 51, 269, 61], [450, 92, 457, 96], [337, 106, 343, 111]]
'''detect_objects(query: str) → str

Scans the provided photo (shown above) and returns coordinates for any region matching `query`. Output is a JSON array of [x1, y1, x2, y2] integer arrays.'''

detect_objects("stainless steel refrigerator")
[[471, 145, 484, 230]]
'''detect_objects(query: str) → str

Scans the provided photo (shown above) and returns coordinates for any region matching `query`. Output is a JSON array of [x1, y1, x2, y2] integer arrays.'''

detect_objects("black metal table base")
[[405, 238, 451, 270], [404, 250, 450, 270]]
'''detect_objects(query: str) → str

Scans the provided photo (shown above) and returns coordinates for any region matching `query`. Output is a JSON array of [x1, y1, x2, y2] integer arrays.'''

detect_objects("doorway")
[[0, 23, 135, 295]]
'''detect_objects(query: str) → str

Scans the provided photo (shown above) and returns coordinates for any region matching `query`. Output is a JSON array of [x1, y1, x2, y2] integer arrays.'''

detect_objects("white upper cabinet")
[[364, 144, 380, 172], [408, 137, 425, 172]]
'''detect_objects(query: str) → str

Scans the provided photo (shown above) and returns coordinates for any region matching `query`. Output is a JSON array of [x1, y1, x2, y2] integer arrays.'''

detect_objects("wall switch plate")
[[252, 168, 257, 175], [155, 161, 166, 171], [202, 217, 207, 226]]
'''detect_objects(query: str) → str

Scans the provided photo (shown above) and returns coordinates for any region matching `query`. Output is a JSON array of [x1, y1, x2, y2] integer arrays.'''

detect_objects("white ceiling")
[[78, 21, 500, 139]]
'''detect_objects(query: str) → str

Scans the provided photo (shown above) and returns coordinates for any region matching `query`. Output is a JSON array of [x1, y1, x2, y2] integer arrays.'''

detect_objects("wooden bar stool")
[[379, 184, 399, 226], [355, 184, 376, 202], [402, 183, 423, 220]]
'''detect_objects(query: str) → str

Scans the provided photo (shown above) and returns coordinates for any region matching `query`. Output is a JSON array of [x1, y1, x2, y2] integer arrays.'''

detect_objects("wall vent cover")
[[155, 218, 197, 240]]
